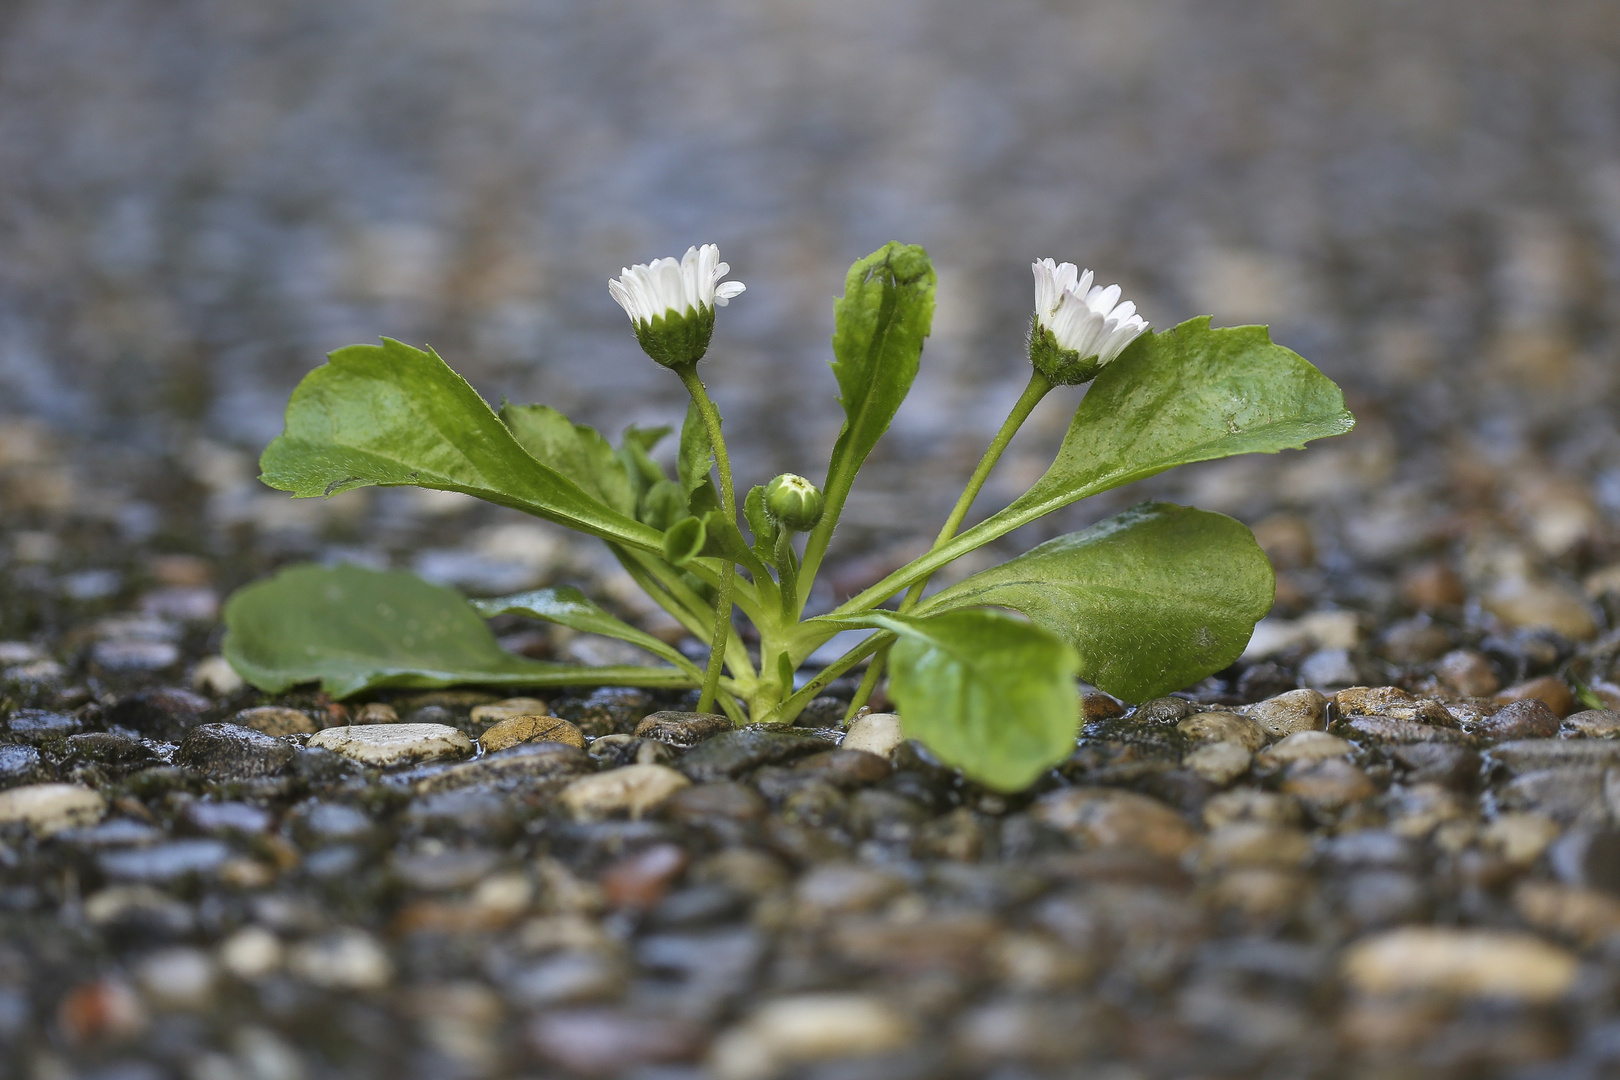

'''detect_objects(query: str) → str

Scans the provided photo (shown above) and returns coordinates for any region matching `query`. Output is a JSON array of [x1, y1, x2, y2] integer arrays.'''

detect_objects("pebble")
[[601, 843, 689, 909], [1183, 741, 1251, 785], [1490, 739, 1620, 774], [1500, 768, 1609, 823], [306, 723, 472, 766], [287, 930, 393, 990], [1563, 709, 1620, 738], [1300, 648, 1359, 689], [632, 710, 731, 747], [1203, 789, 1303, 829], [231, 706, 317, 736], [1033, 787, 1198, 859], [1280, 758, 1375, 811], [99, 839, 231, 882], [0, 744, 42, 786], [4, 709, 82, 742], [1436, 649, 1500, 697], [191, 655, 245, 696], [527, 1009, 702, 1076], [1513, 881, 1620, 946], [1339, 714, 1472, 745], [841, 711, 905, 757], [1342, 927, 1579, 1002], [174, 723, 296, 779], [1478, 699, 1562, 740], [710, 993, 915, 1080], [1244, 689, 1328, 738], [1258, 731, 1353, 768], [133, 947, 216, 1009], [559, 764, 691, 819], [347, 702, 396, 724], [1333, 686, 1454, 726], [480, 713, 585, 751], [1197, 822, 1312, 871], [183, 801, 273, 833], [218, 927, 282, 979], [1177, 711, 1267, 752], [0, 782, 104, 834], [677, 728, 831, 783], [470, 696, 550, 724], [1390, 743, 1480, 789], [1496, 675, 1578, 718], [92, 639, 180, 672], [416, 741, 592, 793], [1480, 812, 1561, 865], [794, 863, 908, 914], [1484, 578, 1597, 641]]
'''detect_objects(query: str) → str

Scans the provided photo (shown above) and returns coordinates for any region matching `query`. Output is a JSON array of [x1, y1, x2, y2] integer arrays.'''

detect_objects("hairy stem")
[[676, 363, 740, 715]]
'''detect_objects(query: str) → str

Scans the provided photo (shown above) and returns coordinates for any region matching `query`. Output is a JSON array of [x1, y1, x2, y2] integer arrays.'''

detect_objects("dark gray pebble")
[[173, 723, 294, 780]]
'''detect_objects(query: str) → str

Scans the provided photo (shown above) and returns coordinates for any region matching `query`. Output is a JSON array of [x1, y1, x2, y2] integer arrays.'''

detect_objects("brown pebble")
[[1496, 676, 1577, 718], [1514, 880, 1620, 946], [600, 843, 688, 909], [469, 697, 549, 725], [791, 748, 892, 787], [1245, 689, 1328, 738], [1177, 711, 1267, 752], [1401, 560, 1466, 610], [1202, 789, 1304, 829], [232, 706, 317, 737], [481, 714, 585, 751], [1333, 686, 1455, 726], [1033, 787, 1198, 859], [1081, 690, 1124, 721], [352, 702, 399, 724], [662, 782, 768, 826], [1436, 650, 1501, 698], [1479, 699, 1562, 741], [632, 710, 732, 747], [1339, 715, 1475, 746], [1280, 758, 1375, 811]]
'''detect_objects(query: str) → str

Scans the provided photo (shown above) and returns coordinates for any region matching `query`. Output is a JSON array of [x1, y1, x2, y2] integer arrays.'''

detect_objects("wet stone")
[[1244, 689, 1327, 738], [1203, 789, 1303, 829], [794, 695, 848, 728], [1279, 758, 1375, 811], [633, 710, 732, 748], [585, 733, 678, 769], [182, 800, 272, 833], [1496, 674, 1577, 718], [1258, 731, 1353, 768], [661, 782, 768, 829], [174, 723, 295, 780], [1547, 829, 1620, 894], [1490, 739, 1620, 774], [0, 782, 104, 834], [677, 728, 831, 783], [4, 709, 82, 742], [352, 702, 398, 724], [1033, 786, 1198, 859], [417, 740, 592, 795], [0, 743, 43, 787], [288, 800, 374, 844], [560, 763, 690, 819], [1437, 649, 1501, 697], [1132, 696, 1198, 725], [791, 748, 892, 788], [1338, 714, 1474, 746], [104, 688, 212, 739], [527, 1008, 702, 1076], [306, 723, 471, 766], [469, 696, 549, 725], [1562, 709, 1620, 738], [1333, 685, 1455, 726], [479, 713, 584, 752], [1178, 710, 1267, 752], [66, 731, 158, 770], [232, 707, 318, 736], [1390, 743, 1480, 790], [1183, 741, 1251, 786], [1499, 768, 1609, 823], [1477, 698, 1562, 740], [391, 847, 499, 891]]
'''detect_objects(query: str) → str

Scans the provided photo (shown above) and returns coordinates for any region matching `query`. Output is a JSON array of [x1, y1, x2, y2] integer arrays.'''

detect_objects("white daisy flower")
[[609, 244, 745, 324], [1028, 258, 1148, 384], [608, 244, 744, 369]]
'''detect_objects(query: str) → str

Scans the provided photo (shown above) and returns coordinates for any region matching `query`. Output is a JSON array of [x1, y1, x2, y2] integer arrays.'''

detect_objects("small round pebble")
[[1183, 741, 1251, 785], [841, 712, 904, 757], [1244, 689, 1328, 738]]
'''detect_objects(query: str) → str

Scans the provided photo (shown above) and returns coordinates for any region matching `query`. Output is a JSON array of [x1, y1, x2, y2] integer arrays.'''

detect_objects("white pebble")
[[0, 783, 105, 835], [559, 764, 690, 819], [711, 993, 914, 1080], [192, 655, 245, 696], [1343, 927, 1578, 1002], [306, 723, 471, 766], [288, 930, 392, 990], [1183, 741, 1251, 786], [219, 927, 283, 979], [134, 947, 216, 1008], [1258, 730, 1354, 767], [840, 712, 904, 757]]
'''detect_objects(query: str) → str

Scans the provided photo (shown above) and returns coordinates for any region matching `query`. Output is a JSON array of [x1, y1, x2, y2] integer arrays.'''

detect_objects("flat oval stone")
[[232, 707, 318, 736], [1562, 710, 1620, 739], [175, 723, 296, 779], [414, 741, 592, 793], [1244, 690, 1327, 738], [1343, 927, 1577, 1002], [98, 839, 231, 882], [677, 729, 833, 783], [1033, 786, 1198, 859], [307, 723, 471, 766], [632, 711, 731, 748], [560, 764, 690, 819], [470, 697, 551, 725], [481, 714, 584, 752], [1177, 711, 1267, 752]]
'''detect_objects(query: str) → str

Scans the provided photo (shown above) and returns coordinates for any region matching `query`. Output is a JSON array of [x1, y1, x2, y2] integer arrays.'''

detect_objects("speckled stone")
[[480, 714, 585, 751], [306, 723, 472, 766], [1244, 690, 1328, 738]]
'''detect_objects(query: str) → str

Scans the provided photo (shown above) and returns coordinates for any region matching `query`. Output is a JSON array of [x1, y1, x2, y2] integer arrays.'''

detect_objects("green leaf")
[[812, 609, 1079, 792], [800, 243, 936, 582], [641, 479, 688, 531], [662, 516, 707, 567], [259, 339, 662, 551], [223, 563, 694, 699], [836, 317, 1354, 614], [471, 586, 702, 679], [678, 399, 714, 502], [920, 502, 1274, 702], [500, 403, 635, 516]]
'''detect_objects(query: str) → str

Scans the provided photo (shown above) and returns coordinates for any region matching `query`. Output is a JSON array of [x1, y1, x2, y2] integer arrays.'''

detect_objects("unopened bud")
[[764, 474, 824, 532]]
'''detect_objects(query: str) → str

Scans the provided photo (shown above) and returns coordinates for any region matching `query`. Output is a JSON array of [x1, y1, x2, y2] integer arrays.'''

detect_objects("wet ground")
[[7, 0, 1620, 1077]]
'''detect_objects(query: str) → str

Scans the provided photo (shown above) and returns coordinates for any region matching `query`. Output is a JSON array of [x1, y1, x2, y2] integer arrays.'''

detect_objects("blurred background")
[[3, 0, 1620, 677]]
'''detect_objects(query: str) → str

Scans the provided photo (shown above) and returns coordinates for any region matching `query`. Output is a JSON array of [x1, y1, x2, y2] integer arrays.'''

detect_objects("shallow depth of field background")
[[2, 0, 1619, 606]]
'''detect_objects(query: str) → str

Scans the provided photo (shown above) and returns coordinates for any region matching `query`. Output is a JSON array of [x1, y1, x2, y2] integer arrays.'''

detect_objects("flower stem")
[[675, 363, 738, 715], [773, 529, 799, 623], [842, 370, 1054, 721]]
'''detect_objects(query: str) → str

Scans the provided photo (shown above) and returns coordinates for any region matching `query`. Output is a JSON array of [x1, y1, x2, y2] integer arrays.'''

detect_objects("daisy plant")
[[224, 242, 1354, 791]]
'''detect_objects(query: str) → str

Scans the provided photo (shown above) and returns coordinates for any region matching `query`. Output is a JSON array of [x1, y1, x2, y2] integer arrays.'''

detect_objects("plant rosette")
[[225, 243, 1353, 791]]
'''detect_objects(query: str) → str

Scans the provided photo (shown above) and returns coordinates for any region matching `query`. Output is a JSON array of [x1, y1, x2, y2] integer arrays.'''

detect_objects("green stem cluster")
[[675, 363, 737, 715]]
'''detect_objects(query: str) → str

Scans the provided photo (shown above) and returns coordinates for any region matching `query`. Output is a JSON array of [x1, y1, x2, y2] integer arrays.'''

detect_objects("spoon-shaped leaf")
[[260, 338, 662, 551], [920, 502, 1273, 702], [223, 563, 693, 699]]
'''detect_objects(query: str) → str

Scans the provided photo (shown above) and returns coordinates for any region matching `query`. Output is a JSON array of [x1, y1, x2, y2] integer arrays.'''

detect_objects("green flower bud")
[[1028, 317, 1103, 387], [764, 473, 824, 532]]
